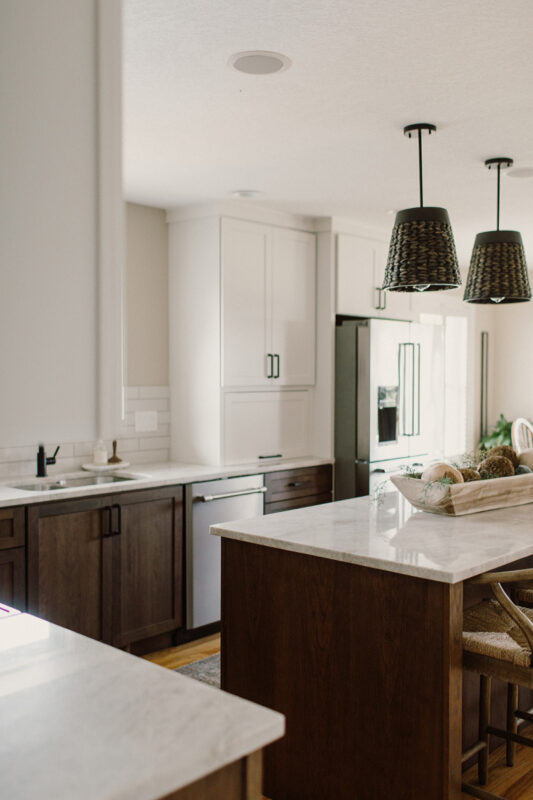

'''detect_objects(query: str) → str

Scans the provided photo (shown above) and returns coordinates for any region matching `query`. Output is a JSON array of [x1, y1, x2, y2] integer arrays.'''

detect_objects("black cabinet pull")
[[288, 480, 312, 488], [266, 353, 274, 378], [111, 504, 121, 536], [274, 353, 280, 379], [102, 507, 113, 538]]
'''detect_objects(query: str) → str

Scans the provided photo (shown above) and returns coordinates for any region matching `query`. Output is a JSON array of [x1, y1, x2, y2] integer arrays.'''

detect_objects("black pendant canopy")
[[383, 123, 461, 293], [463, 157, 531, 304]]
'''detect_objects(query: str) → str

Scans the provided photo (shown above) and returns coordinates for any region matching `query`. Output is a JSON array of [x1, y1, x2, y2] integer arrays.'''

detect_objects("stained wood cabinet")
[[27, 486, 184, 646], [0, 507, 26, 609], [112, 487, 183, 647], [264, 465, 332, 514]]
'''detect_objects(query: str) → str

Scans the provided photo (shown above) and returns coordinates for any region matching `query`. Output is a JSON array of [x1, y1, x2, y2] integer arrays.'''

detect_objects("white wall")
[[491, 285, 533, 423], [0, 0, 123, 451], [0, 1, 98, 447], [126, 202, 169, 386]]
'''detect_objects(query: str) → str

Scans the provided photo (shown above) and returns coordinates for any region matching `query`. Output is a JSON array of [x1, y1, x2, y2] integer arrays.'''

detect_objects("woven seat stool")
[[462, 568, 533, 800]]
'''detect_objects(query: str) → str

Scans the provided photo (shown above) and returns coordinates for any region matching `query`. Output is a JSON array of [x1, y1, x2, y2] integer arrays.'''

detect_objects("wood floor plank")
[[142, 633, 220, 670]]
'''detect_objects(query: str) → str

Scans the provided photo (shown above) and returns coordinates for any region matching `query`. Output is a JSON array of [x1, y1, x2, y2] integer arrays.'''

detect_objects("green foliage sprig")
[[479, 414, 512, 450]]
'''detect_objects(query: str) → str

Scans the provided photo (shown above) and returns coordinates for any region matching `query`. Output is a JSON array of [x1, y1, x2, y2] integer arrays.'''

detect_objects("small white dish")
[[81, 462, 130, 473]]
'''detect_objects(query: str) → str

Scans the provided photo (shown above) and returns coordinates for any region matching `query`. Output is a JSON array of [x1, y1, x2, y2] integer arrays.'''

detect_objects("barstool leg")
[[506, 683, 519, 766], [479, 675, 491, 785]]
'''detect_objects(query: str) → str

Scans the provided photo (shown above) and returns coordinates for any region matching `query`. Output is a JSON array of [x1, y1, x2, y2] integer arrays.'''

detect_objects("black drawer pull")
[[288, 480, 312, 488]]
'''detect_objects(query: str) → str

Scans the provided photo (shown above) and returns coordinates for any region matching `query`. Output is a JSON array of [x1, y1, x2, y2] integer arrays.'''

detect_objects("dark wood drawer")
[[264, 491, 332, 515], [264, 465, 332, 503], [0, 507, 25, 550]]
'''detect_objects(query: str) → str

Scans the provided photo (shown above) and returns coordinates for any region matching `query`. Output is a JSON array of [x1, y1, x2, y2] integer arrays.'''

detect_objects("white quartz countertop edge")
[[211, 525, 533, 585], [211, 495, 533, 585], [0, 613, 284, 800], [0, 457, 332, 508]]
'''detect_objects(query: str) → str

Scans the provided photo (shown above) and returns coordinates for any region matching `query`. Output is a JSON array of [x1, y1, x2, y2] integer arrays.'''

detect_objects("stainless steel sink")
[[11, 475, 135, 492]]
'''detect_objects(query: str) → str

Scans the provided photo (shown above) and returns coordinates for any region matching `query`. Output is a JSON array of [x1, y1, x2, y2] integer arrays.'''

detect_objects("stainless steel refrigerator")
[[335, 317, 444, 498]]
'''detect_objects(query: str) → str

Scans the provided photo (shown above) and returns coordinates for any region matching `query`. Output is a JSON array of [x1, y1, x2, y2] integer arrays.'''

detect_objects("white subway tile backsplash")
[[0, 387, 171, 479], [126, 449, 170, 465], [127, 398, 169, 413], [74, 442, 93, 457], [139, 436, 171, 451], [139, 386, 170, 399]]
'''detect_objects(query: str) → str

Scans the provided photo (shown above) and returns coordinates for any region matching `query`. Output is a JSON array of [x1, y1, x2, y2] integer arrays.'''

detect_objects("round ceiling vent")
[[229, 190, 262, 199], [229, 51, 291, 75]]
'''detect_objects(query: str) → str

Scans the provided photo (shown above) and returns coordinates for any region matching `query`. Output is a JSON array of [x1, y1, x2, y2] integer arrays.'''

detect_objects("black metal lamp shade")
[[463, 230, 531, 303], [383, 206, 461, 292]]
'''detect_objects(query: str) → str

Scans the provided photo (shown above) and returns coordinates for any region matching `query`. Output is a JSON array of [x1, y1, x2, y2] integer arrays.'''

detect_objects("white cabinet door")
[[373, 240, 412, 320], [271, 228, 316, 385], [223, 390, 311, 464], [221, 219, 270, 387], [336, 234, 411, 320], [337, 234, 376, 317]]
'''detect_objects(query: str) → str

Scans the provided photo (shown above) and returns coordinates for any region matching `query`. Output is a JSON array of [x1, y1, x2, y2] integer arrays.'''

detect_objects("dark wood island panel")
[[221, 538, 463, 800]]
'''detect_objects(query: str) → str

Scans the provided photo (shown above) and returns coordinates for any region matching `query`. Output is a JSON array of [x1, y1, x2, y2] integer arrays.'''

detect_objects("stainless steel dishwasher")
[[185, 474, 265, 629]]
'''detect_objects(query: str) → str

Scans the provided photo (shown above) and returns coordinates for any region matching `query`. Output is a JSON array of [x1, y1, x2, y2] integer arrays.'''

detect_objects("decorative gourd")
[[486, 445, 519, 469], [478, 455, 514, 479], [421, 463, 464, 484], [459, 468, 481, 482]]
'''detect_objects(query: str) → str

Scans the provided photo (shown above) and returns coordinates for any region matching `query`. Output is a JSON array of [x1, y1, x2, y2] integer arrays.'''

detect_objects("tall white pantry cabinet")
[[168, 207, 317, 465]]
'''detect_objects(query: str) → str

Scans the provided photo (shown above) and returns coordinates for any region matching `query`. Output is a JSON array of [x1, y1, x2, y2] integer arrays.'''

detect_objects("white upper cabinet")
[[222, 219, 316, 387], [221, 219, 270, 387], [271, 228, 316, 385], [336, 233, 411, 320]]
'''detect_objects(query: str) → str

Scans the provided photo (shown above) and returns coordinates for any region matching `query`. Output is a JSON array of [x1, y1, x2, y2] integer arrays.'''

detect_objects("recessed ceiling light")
[[229, 190, 262, 199], [229, 51, 291, 75], [507, 167, 533, 179]]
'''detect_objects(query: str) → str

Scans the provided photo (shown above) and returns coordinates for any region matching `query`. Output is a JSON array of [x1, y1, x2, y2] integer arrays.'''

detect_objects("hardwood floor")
[[145, 635, 533, 798], [142, 633, 220, 670]]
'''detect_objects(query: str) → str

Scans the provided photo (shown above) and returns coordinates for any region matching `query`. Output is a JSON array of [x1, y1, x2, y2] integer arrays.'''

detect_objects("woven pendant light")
[[383, 123, 461, 293], [464, 157, 531, 304]]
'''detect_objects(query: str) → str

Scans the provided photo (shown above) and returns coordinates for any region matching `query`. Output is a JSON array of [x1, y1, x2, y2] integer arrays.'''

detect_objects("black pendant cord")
[[418, 128, 424, 207], [496, 162, 501, 231]]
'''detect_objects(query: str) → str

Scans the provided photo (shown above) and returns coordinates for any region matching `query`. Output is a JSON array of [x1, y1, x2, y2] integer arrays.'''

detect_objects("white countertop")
[[212, 490, 533, 584], [0, 611, 284, 800], [0, 456, 331, 508]]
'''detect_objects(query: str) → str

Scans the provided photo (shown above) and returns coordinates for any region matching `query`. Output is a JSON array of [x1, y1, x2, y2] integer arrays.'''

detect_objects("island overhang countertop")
[[211, 491, 533, 584], [0, 610, 284, 800]]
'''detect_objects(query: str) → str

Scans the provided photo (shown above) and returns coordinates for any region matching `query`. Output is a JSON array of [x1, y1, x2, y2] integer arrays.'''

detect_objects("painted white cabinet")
[[223, 390, 311, 464], [168, 206, 316, 465], [221, 219, 270, 387], [336, 233, 411, 320], [222, 219, 316, 387]]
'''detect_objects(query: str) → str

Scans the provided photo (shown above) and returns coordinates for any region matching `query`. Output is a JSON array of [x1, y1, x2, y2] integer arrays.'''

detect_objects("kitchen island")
[[212, 492, 533, 800], [0, 607, 284, 799]]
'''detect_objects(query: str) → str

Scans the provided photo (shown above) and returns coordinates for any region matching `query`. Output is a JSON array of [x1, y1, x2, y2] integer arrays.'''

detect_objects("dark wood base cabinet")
[[264, 464, 332, 514], [27, 487, 184, 646], [0, 507, 27, 609], [221, 538, 462, 800], [168, 751, 262, 800]]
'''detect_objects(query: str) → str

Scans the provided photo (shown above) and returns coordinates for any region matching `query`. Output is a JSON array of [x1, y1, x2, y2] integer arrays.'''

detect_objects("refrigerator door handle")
[[415, 343, 421, 436], [398, 342, 415, 436]]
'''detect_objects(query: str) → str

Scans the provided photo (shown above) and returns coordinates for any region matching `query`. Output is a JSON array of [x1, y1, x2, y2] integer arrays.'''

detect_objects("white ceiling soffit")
[[123, 0, 533, 266]]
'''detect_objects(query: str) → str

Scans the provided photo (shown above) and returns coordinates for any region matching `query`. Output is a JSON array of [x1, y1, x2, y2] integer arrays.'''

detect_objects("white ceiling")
[[123, 0, 533, 266]]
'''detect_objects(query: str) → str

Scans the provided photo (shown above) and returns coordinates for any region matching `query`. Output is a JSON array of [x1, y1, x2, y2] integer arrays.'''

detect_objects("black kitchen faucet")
[[36, 444, 60, 478]]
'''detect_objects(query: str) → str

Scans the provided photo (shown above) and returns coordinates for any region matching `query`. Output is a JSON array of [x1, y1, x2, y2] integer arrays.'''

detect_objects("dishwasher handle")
[[195, 486, 267, 503]]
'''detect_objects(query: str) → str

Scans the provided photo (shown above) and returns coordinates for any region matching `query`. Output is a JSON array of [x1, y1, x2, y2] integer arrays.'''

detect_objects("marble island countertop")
[[0, 456, 331, 508], [211, 491, 533, 584], [0, 610, 284, 800]]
